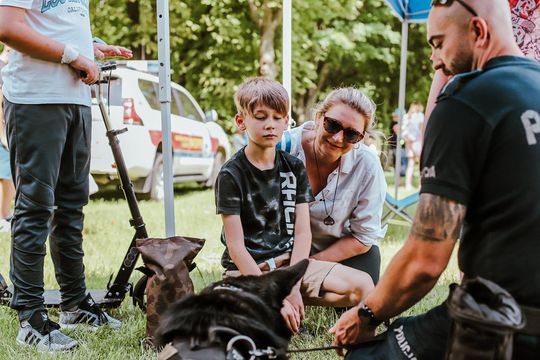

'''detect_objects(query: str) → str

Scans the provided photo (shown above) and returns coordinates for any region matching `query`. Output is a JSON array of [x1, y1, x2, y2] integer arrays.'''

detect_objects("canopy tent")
[[384, 0, 431, 199]]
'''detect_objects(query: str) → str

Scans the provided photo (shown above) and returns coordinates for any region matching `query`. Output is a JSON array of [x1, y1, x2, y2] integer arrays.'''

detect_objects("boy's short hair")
[[234, 77, 289, 118]]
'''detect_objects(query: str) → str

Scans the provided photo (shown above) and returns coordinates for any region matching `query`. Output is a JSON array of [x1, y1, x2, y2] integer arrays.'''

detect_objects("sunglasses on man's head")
[[323, 116, 364, 144], [431, 0, 478, 17]]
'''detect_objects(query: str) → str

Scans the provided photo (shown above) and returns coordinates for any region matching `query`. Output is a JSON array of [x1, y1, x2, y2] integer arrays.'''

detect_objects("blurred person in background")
[[401, 102, 424, 191]]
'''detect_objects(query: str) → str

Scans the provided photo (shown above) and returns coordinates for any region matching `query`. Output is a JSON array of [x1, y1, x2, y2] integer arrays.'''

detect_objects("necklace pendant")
[[323, 216, 335, 226]]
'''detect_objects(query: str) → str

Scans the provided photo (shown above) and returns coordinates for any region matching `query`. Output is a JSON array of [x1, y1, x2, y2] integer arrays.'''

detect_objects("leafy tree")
[[89, 0, 433, 134]]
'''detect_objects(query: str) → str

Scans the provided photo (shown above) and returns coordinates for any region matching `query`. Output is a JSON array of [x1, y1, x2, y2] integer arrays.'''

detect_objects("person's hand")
[[69, 55, 98, 85], [93, 43, 133, 59], [329, 306, 376, 356], [280, 299, 301, 334], [286, 287, 305, 323]]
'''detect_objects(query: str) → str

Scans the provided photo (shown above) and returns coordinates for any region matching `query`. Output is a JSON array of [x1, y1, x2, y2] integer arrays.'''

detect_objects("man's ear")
[[235, 113, 246, 131], [470, 18, 490, 47], [260, 259, 309, 303]]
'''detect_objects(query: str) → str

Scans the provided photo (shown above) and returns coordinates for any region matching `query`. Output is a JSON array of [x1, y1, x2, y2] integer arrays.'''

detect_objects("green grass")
[[0, 180, 459, 359]]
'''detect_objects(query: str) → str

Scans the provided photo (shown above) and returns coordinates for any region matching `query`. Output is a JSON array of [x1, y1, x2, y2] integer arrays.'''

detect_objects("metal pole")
[[157, 0, 175, 236], [282, 0, 292, 116], [394, 20, 408, 199]]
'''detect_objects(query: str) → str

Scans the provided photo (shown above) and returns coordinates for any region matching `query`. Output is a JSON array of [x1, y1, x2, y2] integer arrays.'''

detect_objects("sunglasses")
[[323, 116, 364, 144], [431, 0, 478, 17]]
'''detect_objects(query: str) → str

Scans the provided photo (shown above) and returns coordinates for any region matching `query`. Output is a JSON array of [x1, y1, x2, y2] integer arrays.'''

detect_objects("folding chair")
[[382, 192, 419, 227]]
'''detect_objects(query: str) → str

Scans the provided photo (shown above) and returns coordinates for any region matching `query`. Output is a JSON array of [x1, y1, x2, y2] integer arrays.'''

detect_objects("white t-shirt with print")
[[0, 0, 94, 106]]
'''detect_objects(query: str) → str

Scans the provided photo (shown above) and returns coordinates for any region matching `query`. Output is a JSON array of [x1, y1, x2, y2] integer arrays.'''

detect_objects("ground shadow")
[[90, 181, 208, 202]]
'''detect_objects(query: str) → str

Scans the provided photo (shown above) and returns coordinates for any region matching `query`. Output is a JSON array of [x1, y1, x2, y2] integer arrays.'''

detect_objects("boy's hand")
[[280, 299, 301, 334], [286, 287, 305, 323]]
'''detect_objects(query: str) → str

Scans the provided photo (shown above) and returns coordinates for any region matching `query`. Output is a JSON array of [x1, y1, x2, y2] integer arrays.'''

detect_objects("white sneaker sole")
[[16, 338, 79, 352]]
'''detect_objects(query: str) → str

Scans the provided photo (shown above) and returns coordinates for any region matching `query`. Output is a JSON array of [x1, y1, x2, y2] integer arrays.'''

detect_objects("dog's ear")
[[259, 259, 309, 305]]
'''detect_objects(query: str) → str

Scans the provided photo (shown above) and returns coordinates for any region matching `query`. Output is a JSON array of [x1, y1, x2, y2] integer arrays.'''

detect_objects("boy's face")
[[236, 104, 289, 149]]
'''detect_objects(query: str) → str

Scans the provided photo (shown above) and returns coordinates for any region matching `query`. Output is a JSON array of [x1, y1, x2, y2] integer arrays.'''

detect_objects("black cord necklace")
[[312, 139, 340, 226]]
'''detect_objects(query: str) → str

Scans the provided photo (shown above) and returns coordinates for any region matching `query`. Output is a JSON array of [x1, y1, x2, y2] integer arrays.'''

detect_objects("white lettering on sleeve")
[[521, 110, 540, 146]]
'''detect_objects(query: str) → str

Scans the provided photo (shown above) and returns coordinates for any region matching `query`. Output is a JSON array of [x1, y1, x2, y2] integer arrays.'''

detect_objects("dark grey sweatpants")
[[3, 99, 91, 321]]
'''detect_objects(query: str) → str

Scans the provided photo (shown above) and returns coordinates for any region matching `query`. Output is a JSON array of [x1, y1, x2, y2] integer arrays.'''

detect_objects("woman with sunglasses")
[[279, 87, 386, 284]]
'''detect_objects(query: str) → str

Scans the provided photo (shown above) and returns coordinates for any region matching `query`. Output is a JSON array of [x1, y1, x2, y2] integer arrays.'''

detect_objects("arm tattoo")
[[411, 194, 466, 242]]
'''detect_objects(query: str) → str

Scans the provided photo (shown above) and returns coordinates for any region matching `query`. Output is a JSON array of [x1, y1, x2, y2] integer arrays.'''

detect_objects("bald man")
[[331, 1, 540, 359]]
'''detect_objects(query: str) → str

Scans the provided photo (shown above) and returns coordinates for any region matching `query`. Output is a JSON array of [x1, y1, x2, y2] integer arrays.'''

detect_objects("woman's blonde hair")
[[313, 87, 376, 135]]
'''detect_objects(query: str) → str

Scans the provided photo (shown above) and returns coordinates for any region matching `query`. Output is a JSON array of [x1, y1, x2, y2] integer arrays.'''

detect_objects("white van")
[[90, 62, 231, 200]]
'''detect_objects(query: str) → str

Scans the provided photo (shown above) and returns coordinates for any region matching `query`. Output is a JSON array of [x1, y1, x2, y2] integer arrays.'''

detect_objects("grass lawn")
[[0, 180, 459, 359]]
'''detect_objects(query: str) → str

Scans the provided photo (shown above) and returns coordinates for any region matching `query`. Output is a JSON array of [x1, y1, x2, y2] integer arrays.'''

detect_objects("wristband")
[[357, 301, 382, 327], [61, 44, 79, 64]]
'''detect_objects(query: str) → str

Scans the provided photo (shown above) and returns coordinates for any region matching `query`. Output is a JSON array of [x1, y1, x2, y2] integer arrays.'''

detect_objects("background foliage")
[[90, 0, 433, 133]]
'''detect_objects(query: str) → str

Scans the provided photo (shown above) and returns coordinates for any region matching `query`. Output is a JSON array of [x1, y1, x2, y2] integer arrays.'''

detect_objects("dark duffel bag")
[[446, 277, 525, 360], [136, 236, 205, 345]]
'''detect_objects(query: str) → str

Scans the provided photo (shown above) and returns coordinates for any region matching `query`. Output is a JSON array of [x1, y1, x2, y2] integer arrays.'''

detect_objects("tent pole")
[[394, 19, 409, 199], [282, 0, 292, 117], [157, 0, 175, 236]]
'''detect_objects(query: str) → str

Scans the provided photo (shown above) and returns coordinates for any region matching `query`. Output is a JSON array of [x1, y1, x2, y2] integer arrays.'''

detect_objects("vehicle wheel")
[[205, 151, 224, 188], [132, 274, 148, 311], [149, 152, 165, 201]]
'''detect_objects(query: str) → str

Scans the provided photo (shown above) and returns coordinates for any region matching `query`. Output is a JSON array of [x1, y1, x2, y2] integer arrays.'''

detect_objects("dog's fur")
[[156, 259, 309, 359]]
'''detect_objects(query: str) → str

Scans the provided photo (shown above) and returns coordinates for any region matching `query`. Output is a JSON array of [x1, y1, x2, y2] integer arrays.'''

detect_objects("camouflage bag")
[[136, 236, 205, 345], [445, 277, 525, 360]]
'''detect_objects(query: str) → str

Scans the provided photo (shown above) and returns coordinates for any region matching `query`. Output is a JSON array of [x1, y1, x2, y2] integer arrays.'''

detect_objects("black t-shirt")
[[421, 56, 540, 307], [215, 148, 314, 270]]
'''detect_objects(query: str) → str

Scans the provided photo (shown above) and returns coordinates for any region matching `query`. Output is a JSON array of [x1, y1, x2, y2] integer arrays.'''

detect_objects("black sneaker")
[[16, 310, 78, 352], [59, 294, 121, 330]]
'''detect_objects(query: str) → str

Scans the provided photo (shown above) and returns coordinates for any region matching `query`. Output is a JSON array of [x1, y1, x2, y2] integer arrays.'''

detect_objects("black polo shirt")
[[215, 148, 314, 270], [420, 56, 540, 307]]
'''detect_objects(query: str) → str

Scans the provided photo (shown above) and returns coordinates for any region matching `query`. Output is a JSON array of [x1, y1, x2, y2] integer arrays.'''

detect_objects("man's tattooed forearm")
[[411, 194, 466, 242]]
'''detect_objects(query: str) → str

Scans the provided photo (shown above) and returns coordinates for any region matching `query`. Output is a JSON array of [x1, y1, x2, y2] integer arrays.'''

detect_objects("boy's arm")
[[222, 214, 262, 276], [289, 203, 311, 265], [285, 202, 311, 328]]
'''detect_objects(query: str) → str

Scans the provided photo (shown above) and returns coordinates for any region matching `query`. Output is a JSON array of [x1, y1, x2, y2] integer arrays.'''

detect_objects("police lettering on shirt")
[[522, 109, 540, 145]]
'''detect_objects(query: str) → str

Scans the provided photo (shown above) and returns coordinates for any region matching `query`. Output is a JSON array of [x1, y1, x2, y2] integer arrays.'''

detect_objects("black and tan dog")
[[156, 259, 309, 360]]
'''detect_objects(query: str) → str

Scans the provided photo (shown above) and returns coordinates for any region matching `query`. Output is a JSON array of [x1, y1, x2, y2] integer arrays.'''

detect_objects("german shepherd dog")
[[156, 259, 309, 360]]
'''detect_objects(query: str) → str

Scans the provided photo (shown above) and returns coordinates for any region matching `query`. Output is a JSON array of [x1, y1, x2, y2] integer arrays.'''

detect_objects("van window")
[[170, 90, 182, 116], [178, 91, 204, 122], [138, 79, 160, 110]]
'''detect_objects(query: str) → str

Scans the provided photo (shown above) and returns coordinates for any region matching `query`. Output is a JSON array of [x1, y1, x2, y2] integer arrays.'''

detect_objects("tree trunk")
[[127, 0, 143, 59], [293, 62, 330, 125], [248, 0, 282, 80]]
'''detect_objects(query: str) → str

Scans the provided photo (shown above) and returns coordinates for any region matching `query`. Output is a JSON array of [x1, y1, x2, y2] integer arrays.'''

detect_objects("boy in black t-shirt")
[[215, 77, 374, 333]]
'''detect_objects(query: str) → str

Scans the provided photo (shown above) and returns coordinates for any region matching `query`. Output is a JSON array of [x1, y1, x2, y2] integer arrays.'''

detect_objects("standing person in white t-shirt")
[[401, 102, 425, 191], [0, 1, 132, 352]]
